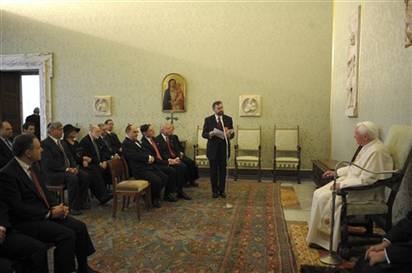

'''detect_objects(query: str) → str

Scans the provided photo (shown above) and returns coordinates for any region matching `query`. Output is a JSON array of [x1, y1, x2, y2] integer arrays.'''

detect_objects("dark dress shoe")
[[70, 209, 82, 216], [190, 181, 199, 187], [220, 192, 226, 198], [212, 192, 219, 198], [177, 192, 192, 200], [99, 194, 113, 205], [152, 199, 162, 208], [77, 265, 101, 273], [164, 194, 177, 202]]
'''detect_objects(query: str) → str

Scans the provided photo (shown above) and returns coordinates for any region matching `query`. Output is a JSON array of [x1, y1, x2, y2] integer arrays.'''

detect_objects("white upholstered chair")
[[273, 126, 301, 183], [193, 126, 209, 167], [234, 126, 262, 181]]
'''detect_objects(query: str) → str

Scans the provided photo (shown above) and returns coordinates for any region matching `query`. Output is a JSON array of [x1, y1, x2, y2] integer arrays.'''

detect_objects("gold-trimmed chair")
[[193, 125, 209, 168], [273, 125, 301, 183], [234, 126, 262, 181], [108, 157, 151, 221]]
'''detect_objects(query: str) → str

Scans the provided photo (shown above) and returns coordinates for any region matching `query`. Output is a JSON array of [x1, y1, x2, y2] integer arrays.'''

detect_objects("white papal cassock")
[[306, 139, 393, 251]]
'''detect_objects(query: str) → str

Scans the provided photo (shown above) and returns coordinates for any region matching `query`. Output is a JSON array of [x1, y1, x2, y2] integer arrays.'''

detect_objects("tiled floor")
[[281, 179, 316, 223]]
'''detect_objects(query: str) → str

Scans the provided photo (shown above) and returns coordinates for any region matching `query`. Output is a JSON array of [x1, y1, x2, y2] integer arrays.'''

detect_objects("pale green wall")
[[1, 1, 333, 169], [330, 0, 412, 161]]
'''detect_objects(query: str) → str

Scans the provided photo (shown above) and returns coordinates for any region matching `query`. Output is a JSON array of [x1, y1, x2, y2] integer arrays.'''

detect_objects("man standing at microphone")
[[202, 101, 234, 198]]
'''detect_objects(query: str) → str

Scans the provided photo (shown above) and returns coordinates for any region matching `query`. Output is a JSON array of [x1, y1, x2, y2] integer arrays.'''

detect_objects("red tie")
[[150, 138, 163, 160], [217, 116, 223, 129], [166, 136, 176, 158], [28, 167, 50, 208]]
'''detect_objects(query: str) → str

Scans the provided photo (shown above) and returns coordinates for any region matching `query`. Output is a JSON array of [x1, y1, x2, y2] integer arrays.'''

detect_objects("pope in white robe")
[[306, 121, 394, 251]]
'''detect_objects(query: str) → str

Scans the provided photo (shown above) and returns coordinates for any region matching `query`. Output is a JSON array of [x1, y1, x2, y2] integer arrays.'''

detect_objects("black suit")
[[170, 134, 199, 184], [0, 138, 13, 169], [79, 134, 112, 185], [41, 137, 88, 210], [25, 114, 40, 139], [354, 211, 412, 273], [0, 201, 48, 273], [121, 137, 166, 200], [202, 114, 234, 194], [141, 137, 181, 195], [0, 159, 95, 273], [64, 139, 110, 203], [104, 131, 122, 155]]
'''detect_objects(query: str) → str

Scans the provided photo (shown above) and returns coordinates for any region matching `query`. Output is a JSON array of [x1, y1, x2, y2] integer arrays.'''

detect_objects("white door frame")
[[0, 53, 53, 139]]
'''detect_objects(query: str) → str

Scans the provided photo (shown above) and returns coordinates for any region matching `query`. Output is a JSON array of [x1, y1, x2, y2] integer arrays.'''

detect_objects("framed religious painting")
[[161, 73, 186, 113], [94, 95, 112, 116]]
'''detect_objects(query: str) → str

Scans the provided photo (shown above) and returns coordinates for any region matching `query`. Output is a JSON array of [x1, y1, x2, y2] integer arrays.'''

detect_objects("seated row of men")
[[0, 134, 98, 273], [1, 119, 200, 214]]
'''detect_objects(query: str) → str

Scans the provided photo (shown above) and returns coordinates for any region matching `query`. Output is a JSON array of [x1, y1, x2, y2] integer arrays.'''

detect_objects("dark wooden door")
[[0, 72, 22, 134]]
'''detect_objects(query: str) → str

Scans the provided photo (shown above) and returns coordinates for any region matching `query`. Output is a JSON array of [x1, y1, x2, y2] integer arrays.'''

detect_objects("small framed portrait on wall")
[[162, 73, 186, 113]]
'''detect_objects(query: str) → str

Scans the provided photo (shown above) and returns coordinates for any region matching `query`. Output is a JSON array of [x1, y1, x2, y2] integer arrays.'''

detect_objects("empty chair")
[[234, 126, 262, 181], [273, 125, 301, 183], [193, 125, 209, 167]]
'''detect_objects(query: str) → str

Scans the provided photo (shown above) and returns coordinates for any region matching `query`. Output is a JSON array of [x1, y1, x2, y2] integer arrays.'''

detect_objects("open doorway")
[[0, 71, 41, 137]]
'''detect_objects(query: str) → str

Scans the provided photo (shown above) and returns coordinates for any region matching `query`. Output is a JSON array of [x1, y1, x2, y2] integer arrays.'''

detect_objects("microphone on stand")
[[221, 117, 233, 209]]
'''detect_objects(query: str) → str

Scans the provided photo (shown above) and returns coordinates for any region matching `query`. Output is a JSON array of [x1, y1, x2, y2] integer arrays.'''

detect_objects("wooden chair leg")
[[297, 168, 301, 184], [112, 194, 118, 218], [234, 162, 238, 181], [121, 196, 126, 211], [258, 163, 261, 182], [135, 194, 141, 221], [126, 197, 131, 208]]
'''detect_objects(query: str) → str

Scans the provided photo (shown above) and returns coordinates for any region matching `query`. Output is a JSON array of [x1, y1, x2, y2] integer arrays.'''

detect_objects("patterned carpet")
[[76, 179, 298, 273], [280, 186, 301, 210]]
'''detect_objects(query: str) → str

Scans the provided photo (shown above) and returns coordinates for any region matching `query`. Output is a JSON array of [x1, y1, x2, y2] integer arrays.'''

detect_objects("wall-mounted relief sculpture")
[[345, 5, 361, 118], [406, 0, 412, 48], [239, 95, 261, 117], [94, 96, 112, 116], [162, 73, 186, 113]]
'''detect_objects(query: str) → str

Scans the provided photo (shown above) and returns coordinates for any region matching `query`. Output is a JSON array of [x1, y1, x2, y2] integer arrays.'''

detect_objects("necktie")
[[149, 138, 162, 160], [166, 136, 176, 158], [92, 138, 101, 162], [217, 116, 223, 129], [28, 167, 50, 208], [57, 140, 70, 168], [3, 139, 12, 151]]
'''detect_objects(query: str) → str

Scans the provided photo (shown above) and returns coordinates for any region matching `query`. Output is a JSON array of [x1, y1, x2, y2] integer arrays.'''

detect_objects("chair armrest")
[[193, 144, 198, 149], [337, 174, 402, 196]]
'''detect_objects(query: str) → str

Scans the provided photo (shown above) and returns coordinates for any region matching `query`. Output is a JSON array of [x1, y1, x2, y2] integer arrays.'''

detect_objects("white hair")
[[356, 121, 379, 140]]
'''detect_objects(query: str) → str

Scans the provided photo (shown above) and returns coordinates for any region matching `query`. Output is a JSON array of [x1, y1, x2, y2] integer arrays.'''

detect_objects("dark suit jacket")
[[0, 159, 57, 225], [170, 135, 184, 155], [202, 114, 234, 160], [79, 135, 111, 166], [384, 211, 412, 264], [41, 137, 76, 183], [155, 134, 177, 160], [0, 201, 11, 229], [141, 137, 169, 166], [122, 138, 155, 177], [25, 114, 40, 139], [0, 138, 13, 169], [104, 132, 122, 155]]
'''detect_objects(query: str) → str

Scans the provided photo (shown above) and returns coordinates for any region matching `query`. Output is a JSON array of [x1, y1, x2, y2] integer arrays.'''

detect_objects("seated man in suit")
[[63, 124, 112, 206], [122, 124, 167, 208], [104, 119, 122, 155], [167, 123, 199, 187], [141, 124, 191, 201], [0, 201, 48, 273], [0, 121, 14, 169], [22, 122, 36, 135], [41, 122, 89, 215], [353, 210, 412, 273], [0, 134, 98, 273], [79, 124, 114, 187]]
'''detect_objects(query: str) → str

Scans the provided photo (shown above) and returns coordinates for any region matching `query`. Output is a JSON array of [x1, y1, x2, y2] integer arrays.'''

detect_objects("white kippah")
[[356, 121, 379, 139]]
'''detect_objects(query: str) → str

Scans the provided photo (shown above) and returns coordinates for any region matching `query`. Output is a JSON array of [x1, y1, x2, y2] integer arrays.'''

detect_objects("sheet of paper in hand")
[[211, 128, 226, 140]]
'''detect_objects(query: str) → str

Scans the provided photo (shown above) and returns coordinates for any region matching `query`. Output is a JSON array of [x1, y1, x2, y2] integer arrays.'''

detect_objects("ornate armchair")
[[273, 126, 301, 183], [234, 126, 262, 181], [193, 126, 209, 168], [337, 125, 412, 258]]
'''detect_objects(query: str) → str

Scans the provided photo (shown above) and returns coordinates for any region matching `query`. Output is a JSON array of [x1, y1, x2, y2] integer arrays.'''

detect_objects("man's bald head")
[[161, 123, 173, 136], [0, 121, 13, 138], [89, 124, 102, 139], [125, 124, 140, 141]]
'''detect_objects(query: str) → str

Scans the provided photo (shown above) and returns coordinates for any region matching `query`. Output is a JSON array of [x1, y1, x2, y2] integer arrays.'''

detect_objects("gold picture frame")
[[162, 73, 186, 113]]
